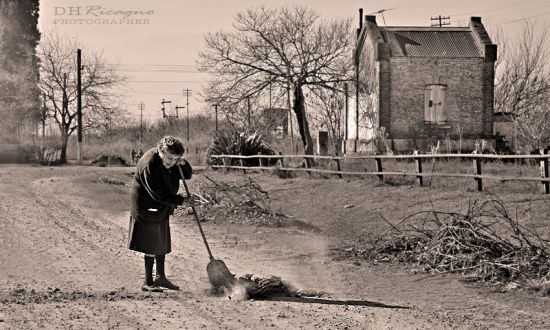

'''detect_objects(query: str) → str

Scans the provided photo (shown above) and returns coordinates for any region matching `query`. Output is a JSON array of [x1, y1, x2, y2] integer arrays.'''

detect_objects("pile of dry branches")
[[178, 174, 287, 227], [344, 197, 550, 285]]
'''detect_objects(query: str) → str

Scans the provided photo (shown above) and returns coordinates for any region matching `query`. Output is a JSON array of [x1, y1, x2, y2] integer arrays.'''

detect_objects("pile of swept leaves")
[[176, 174, 287, 227], [338, 197, 550, 289]]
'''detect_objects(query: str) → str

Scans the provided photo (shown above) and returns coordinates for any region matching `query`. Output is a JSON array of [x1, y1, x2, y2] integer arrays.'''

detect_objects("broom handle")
[[177, 166, 215, 260]]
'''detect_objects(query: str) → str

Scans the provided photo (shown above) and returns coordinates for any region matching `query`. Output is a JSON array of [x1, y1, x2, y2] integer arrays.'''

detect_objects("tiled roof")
[[381, 27, 483, 58]]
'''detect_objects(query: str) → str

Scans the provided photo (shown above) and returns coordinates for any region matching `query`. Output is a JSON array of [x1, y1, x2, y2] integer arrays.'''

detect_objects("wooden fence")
[[208, 151, 550, 194]]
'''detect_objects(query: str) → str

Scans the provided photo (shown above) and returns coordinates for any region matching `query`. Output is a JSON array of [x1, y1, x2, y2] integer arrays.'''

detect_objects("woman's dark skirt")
[[128, 216, 171, 255]]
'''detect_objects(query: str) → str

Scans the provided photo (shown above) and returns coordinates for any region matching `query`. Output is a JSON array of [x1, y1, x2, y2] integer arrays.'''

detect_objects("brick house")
[[345, 12, 497, 153]]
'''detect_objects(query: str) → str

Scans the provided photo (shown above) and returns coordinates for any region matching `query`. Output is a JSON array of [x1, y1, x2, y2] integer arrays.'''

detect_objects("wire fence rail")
[[208, 151, 550, 194]]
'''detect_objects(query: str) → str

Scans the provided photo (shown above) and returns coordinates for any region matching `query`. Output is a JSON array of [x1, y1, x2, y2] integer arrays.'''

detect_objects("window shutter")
[[425, 84, 447, 124], [435, 85, 447, 123], [424, 86, 434, 122]]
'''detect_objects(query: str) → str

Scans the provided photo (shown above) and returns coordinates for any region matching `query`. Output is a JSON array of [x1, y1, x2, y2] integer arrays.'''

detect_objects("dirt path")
[[0, 165, 548, 329]]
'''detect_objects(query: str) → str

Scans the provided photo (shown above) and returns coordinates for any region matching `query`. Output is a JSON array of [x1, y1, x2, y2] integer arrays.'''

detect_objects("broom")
[[177, 166, 236, 289]]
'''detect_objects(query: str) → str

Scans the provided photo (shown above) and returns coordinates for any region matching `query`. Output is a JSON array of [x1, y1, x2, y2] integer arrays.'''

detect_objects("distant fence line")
[[208, 151, 550, 194]]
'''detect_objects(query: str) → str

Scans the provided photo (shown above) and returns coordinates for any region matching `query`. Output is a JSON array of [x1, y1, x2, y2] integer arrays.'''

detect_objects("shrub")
[[206, 130, 277, 166]]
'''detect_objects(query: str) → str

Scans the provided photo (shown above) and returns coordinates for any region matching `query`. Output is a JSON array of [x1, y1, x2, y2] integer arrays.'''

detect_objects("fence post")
[[239, 154, 246, 174], [222, 156, 229, 172], [258, 152, 264, 173], [473, 157, 483, 191], [278, 152, 286, 177], [541, 148, 549, 194], [335, 156, 343, 179], [303, 156, 311, 178], [375, 157, 383, 182], [414, 151, 423, 186]]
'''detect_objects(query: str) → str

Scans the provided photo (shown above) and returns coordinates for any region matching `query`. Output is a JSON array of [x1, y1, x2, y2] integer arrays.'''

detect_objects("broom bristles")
[[207, 259, 236, 288]]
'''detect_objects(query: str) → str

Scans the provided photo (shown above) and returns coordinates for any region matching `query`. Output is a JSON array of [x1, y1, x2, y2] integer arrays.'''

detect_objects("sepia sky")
[[38, 0, 550, 122]]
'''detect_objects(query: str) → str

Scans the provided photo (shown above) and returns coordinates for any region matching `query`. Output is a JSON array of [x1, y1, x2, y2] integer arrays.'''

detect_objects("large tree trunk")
[[59, 128, 69, 164], [293, 83, 314, 156]]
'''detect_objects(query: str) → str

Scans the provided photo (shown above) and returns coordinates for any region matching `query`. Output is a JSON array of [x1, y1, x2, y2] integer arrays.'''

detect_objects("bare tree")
[[38, 31, 126, 163], [198, 6, 354, 155], [307, 84, 346, 153], [514, 95, 550, 153], [494, 21, 550, 152]]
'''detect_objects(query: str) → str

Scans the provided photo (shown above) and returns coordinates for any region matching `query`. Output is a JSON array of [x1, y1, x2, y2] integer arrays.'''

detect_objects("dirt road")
[[0, 165, 548, 329]]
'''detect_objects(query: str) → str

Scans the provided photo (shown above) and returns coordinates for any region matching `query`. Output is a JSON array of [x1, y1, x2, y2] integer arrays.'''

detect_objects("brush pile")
[[175, 174, 287, 227], [340, 197, 550, 286]]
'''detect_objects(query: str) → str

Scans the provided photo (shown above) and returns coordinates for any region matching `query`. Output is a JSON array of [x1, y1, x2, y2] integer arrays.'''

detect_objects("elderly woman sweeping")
[[128, 136, 192, 292]]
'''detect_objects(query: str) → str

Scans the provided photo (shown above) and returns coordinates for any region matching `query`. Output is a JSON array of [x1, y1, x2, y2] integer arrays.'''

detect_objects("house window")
[[424, 84, 447, 124]]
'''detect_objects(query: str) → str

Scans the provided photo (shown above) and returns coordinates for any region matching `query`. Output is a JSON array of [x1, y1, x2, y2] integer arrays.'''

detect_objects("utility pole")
[[138, 102, 144, 143], [213, 103, 219, 131], [343, 83, 349, 154], [41, 93, 47, 164], [76, 49, 82, 164], [205, 97, 221, 132], [431, 15, 450, 27], [182, 89, 192, 142], [269, 74, 272, 110], [287, 78, 295, 154], [63, 72, 68, 132], [247, 96, 251, 128], [175, 105, 185, 119], [161, 98, 171, 118], [355, 49, 359, 153]]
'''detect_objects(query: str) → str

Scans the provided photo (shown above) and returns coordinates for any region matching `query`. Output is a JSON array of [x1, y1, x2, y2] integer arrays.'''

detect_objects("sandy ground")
[[0, 165, 549, 330]]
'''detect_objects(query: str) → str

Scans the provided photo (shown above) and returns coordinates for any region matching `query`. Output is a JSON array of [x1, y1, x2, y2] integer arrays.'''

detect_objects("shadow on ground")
[[261, 296, 411, 309]]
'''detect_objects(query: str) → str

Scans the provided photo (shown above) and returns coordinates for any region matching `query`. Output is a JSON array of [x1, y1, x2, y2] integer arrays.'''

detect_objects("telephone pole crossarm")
[[161, 98, 172, 118], [430, 15, 450, 27], [175, 105, 185, 119]]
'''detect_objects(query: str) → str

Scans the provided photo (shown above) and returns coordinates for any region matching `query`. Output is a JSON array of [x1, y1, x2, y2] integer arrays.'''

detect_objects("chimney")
[[357, 8, 364, 38], [470, 16, 482, 24]]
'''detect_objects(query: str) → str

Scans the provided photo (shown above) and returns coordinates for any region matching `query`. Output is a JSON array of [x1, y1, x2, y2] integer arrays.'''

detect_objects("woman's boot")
[[153, 254, 180, 290]]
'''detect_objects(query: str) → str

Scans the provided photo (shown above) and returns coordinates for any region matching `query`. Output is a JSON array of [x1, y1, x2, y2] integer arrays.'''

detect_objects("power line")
[[488, 10, 550, 26], [125, 113, 161, 117], [450, 0, 543, 17], [118, 63, 201, 67], [119, 69, 206, 73], [127, 80, 205, 83], [126, 89, 183, 96], [118, 66, 206, 73], [108, 63, 212, 69]]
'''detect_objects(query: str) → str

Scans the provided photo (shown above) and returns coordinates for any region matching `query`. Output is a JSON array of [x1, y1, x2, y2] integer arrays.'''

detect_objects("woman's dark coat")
[[128, 147, 192, 255]]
